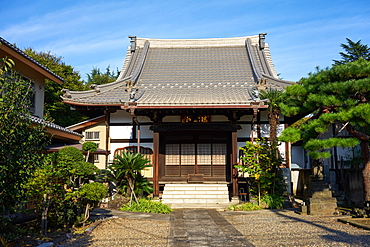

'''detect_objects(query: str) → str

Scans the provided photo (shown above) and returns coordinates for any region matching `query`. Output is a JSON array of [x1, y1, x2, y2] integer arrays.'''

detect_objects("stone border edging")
[[338, 217, 370, 231], [84, 220, 102, 234]]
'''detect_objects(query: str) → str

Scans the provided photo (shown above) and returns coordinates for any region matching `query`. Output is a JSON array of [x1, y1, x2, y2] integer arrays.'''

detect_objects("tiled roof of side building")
[[30, 115, 83, 137], [0, 37, 64, 83], [61, 35, 295, 107]]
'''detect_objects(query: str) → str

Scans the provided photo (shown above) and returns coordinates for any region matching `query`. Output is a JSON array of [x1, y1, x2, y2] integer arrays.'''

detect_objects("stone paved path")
[[168, 209, 254, 247]]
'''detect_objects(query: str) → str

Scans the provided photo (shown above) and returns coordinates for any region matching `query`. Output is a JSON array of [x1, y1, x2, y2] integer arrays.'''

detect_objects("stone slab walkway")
[[168, 209, 254, 247]]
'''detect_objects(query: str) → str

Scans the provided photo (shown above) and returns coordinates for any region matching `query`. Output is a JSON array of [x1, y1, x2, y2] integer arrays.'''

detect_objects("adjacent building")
[[0, 37, 83, 143]]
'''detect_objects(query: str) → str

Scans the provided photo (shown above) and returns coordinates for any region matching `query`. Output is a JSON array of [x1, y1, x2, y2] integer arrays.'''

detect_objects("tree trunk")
[[128, 178, 138, 205], [360, 141, 370, 202], [345, 124, 370, 202], [85, 151, 90, 162], [41, 193, 50, 236], [81, 203, 90, 226], [269, 110, 279, 143]]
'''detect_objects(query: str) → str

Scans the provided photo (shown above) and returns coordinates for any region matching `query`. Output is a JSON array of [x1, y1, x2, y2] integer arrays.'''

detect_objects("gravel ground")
[[58, 209, 370, 247], [223, 210, 370, 247], [59, 218, 169, 247]]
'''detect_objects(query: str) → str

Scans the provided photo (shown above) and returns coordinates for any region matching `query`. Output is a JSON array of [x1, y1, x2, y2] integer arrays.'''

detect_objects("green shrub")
[[58, 146, 84, 163], [228, 202, 262, 211], [261, 194, 284, 209], [80, 182, 108, 202], [120, 198, 173, 214]]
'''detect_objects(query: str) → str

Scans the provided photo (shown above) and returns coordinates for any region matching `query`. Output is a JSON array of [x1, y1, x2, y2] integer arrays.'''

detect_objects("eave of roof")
[[0, 37, 64, 85], [121, 104, 269, 109], [45, 143, 110, 155], [30, 115, 83, 141], [67, 115, 105, 131]]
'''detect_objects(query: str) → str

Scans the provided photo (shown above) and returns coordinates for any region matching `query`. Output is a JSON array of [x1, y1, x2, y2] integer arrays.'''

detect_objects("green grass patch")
[[228, 202, 262, 211], [120, 198, 173, 214]]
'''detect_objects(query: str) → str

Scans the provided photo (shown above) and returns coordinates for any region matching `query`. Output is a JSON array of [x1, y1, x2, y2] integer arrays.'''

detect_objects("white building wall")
[[81, 123, 108, 169], [34, 80, 45, 118], [140, 125, 153, 138], [237, 124, 252, 138], [110, 126, 133, 139]]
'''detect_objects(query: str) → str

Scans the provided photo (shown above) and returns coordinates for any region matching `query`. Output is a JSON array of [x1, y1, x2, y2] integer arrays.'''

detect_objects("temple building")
[[62, 34, 294, 204]]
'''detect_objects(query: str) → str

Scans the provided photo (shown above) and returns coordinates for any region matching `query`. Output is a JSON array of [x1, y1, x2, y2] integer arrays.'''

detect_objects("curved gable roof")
[[62, 35, 294, 108]]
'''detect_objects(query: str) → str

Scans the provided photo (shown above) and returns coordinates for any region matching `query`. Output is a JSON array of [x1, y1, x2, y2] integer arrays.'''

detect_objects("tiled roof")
[[30, 115, 83, 137], [62, 35, 294, 107], [45, 143, 109, 154], [0, 37, 64, 83]]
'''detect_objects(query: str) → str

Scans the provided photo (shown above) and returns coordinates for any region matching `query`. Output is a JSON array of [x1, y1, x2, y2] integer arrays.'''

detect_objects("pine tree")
[[333, 38, 370, 65], [279, 59, 370, 202], [86, 66, 118, 87]]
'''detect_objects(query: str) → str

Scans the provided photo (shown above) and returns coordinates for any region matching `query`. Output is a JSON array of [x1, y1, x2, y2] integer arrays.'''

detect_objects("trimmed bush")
[[120, 198, 173, 214], [58, 146, 84, 163], [228, 202, 262, 211]]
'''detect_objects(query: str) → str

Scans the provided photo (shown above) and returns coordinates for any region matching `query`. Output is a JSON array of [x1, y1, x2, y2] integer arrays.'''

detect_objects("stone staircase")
[[161, 183, 232, 209]]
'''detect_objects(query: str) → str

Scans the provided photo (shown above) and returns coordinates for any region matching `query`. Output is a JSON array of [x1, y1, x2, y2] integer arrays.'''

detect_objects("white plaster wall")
[[260, 124, 269, 138], [109, 142, 130, 161], [34, 80, 45, 118], [291, 146, 306, 169], [110, 110, 132, 123], [278, 142, 286, 160], [291, 170, 300, 194], [237, 124, 252, 138], [140, 125, 153, 138], [110, 126, 133, 139]]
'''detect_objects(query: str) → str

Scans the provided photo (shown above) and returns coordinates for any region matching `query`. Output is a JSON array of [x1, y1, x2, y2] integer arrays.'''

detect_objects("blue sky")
[[1, 0, 370, 82]]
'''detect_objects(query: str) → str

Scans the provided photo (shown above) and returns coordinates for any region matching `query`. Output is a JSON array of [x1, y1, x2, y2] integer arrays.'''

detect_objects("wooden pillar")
[[104, 110, 110, 169], [232, 131, 238, 197], [153, 132, 160, 196]]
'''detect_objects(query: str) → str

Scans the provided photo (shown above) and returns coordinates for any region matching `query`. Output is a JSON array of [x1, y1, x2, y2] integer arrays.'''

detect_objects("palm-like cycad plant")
[[108, 151, 152, 205], [259, 88, 284, 143]]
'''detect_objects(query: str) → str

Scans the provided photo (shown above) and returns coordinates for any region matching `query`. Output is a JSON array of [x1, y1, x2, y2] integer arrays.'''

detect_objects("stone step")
[[162, 184, 230, 206]]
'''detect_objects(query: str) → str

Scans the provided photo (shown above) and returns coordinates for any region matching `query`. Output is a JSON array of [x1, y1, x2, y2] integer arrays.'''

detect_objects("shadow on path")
[[274, 211, 370, 246]]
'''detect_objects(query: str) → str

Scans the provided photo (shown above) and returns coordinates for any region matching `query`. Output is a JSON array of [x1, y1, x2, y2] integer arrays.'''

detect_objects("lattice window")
[[212, 143, 227, 165], [165, 144, 180, 165], [197, 143, 212, 165], [181, 144, 195, 165], [85, 131, 100, 140]]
